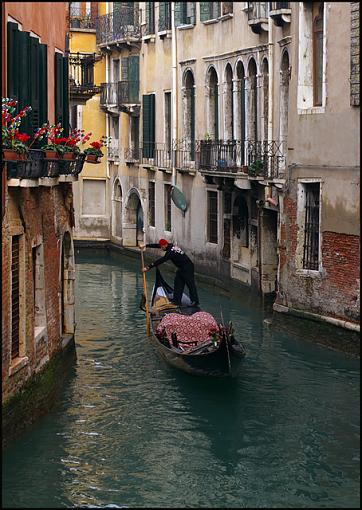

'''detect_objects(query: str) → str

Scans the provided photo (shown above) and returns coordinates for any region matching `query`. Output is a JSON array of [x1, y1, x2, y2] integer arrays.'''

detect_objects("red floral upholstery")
[[156, 311, 219, 349]]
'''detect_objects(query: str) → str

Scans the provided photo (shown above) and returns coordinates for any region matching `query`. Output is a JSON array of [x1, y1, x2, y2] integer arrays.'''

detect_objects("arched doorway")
[[224, 63, 234, 140], [60, 231, 75, 335], [247, 58, 258, 142], [123, 190, 144, 247]]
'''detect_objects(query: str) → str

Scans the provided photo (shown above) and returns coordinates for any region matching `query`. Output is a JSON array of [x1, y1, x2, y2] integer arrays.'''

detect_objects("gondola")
[[141, 268, 246, 377]]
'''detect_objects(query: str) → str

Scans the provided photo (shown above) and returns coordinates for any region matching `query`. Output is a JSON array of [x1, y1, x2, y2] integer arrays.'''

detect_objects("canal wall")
[[2, 336, 76, 449]]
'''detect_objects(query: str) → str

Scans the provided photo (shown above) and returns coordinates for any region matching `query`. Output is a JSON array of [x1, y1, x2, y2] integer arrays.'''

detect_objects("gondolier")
[[140, 239, 200, 307]]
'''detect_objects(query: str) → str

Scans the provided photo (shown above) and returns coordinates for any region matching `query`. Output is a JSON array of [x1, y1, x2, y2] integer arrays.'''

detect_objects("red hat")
[[158, 239, 168, 247]]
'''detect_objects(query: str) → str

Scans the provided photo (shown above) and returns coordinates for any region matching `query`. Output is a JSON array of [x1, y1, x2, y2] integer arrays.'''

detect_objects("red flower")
[[15, 132, 30, 143], [90, 141, 102, 150]]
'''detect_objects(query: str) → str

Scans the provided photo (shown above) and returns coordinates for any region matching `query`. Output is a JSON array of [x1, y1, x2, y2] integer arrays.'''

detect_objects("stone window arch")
[[60, 231, 75, 335], [247, 58, 258, 142], [112, 178, 123, 239], [206, 66, 219, 140], [224, 63, 234, 140], [183, 69, 196, 160]]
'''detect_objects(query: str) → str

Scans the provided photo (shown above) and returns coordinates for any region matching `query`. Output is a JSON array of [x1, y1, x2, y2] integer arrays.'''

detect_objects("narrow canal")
[[2, 249, 360, 509]]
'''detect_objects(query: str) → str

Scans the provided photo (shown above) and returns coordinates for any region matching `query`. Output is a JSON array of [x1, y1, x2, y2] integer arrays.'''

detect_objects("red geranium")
[[15, 132, 31, 143], [90, 141, 102, 150]]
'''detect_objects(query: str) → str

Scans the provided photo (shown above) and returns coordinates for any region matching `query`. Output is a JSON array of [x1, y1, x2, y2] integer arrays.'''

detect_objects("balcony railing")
[[69, 52, 101, 99], [100, 81, 140, 110], [123, 139, 286, 178], [68, 6, 96, 30], [247, 2, 269, 33], [96, 10, 141, 46], [5, 150, 86, 180], [108, 140, 120, 161]]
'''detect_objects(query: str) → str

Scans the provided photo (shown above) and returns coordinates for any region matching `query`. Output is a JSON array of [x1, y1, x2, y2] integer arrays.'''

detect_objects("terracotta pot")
[[86, 154, 99, 163], [3, 149, 26, 161], [63, 152, 76, 161], [44, 150, 58, 159]]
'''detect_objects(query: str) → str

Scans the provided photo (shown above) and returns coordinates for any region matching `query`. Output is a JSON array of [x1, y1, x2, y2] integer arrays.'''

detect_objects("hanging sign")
[[171, 186, 187, 213]]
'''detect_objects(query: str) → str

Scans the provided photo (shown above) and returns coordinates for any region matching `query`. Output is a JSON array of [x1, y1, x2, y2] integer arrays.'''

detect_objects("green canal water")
[[2, 250, 360, 508]]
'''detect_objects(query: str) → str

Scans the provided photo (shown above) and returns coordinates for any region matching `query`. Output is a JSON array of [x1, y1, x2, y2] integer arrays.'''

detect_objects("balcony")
[[68, 6, 96, 30], [68, 52, 101, 104], [247, 2, 269, 33], [124, 146, 141, 164], [100, 81, 140, 114], [197, 140, 286, 179], [4, 150, 86, 187], [269, 2, 291, 26], [96, 9, 141, 48]]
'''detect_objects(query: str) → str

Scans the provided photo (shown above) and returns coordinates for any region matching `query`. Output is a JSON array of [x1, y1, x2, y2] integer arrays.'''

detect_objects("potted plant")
[[2, 98, 32, 160], [83, 136, 110, 163], [62, 129, 92, 160], [248, 159, 264, 177], [41, 123, 65, 159]]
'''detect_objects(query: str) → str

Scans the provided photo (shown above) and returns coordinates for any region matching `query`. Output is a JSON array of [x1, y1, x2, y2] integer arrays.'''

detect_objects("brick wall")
[[351, 2, 360, 106], [2, 183, 75, 403], [276, 196, 360, 324]]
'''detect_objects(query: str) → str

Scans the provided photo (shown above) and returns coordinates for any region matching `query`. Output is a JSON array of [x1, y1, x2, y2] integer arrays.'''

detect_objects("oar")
[[140, 248, 151, 336]]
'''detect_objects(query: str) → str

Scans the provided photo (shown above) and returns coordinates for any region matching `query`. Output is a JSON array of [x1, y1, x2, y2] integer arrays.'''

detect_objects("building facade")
[[72, 2, 359, 333], [2, 2, 84, 445]]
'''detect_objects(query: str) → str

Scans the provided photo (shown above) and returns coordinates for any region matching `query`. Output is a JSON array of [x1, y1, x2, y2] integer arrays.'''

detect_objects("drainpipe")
[[105, 53, 110, 180], [171, 1, 177, 187]]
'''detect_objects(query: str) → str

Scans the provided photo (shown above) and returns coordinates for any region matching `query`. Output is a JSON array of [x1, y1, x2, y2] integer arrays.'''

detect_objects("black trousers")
[[173, 264, 199, 305]]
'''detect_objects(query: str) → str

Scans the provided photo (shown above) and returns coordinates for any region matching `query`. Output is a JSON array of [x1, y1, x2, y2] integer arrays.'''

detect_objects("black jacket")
[[146, 243, 194, 271]]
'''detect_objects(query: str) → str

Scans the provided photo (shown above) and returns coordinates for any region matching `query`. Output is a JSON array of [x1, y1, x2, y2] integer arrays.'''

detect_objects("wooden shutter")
[[200, 2, 211, 21], [63, 55, 69, 136], [29, 35, 40, 135], [7, 22, 20, 102], [142, 94, 155, 158], [146, 2, 155, 33], [17, 31, 31, 134], [188, 3, 196, 25], [39, 44, 48, 127], [55, 52, 63, 125], [159, 2, 166, 29], [174, 2, 182, 26], [121, 57, 129, 81], [128, 56, 139, 103]]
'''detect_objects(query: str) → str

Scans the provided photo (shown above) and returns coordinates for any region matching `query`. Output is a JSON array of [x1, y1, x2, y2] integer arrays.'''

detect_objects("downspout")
[[105, 1, 110, 180], [171, 1, 177, 187]]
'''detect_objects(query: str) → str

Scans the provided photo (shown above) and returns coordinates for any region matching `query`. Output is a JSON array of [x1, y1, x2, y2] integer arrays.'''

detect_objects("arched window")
[[313, 2, 324, 106], [279, 50, 290, 169], [183, 70, 196, 160], [224, 64, 233, 140], [247, 58, 258, 142], [207, 67, 219, 140]]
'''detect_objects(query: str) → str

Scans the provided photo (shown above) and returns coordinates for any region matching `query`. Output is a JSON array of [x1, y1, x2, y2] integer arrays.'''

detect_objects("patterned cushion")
[[156, 311, 219, 348]]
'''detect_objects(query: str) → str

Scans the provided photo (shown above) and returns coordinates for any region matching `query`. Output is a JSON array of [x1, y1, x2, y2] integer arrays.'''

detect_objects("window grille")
[[207, 191, 218, 244], [11, 235, 20, 359], [302, 183, 320, 270], [149, 182, 155, 227]]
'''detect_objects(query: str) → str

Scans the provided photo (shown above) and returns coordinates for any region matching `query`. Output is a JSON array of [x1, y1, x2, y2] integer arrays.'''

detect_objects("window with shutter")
[[63, 55, 69, 135], [7, 22, 20, 103], [142, 94, 155, 158], [200, 2, 211, 22], [128, 56, 139, 103], [39, 44, 48, 127], [146, 2, 155, 34], [17, 30, 31, 134], [29, 35, 40, 135]]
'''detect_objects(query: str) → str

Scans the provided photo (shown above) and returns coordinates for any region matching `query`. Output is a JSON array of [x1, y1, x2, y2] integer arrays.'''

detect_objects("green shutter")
[[63, 55, 69, 136], [189, 3, 196, 25], [174, 2, 182, 26], [55, 52, 63, 126], [146, 2, 154, 34], [29, 35, 40, 135], [7, 22, 20, 102], [200, 2, 211, 22], [39, 44, 48, 126], [159, 2, 166, 29], [17, 31, 30, 135], [121, 56, 129, 81], [142, 94, 155, 158], [128, 56, 139, 103]]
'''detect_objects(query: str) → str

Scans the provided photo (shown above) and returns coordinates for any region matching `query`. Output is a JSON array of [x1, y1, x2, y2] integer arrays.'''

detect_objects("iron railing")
[[108, 140, 120, 160], [100, 81, 140, 108], [5, 150, 86, 180], [122, 139, 286, 178], [68, 52, 101, 97], [69, 5, 96, 29], [96, 10, 141, 45]]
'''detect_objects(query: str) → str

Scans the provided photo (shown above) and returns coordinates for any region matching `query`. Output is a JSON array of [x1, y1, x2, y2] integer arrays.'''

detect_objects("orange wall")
[[3, 2, 68, 122]]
